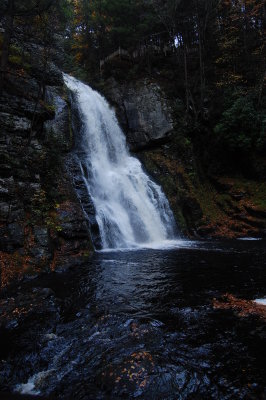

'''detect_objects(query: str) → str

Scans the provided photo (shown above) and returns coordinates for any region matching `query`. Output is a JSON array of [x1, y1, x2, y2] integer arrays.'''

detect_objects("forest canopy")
[[0, 0, 265, 174]]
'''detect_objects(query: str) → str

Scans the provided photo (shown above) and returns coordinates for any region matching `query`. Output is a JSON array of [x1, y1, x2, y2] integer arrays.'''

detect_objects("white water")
[[254, 298, 266, 306], [64, 74, 178, 249]]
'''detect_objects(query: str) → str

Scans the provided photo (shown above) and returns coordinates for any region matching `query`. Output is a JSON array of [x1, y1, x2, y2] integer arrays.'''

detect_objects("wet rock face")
[[64, 93, 102, 250], [67, 157, 102, 250], [103, 78, 174, 151], [0, 68, 93, 288], [45, 86, 71, 152]]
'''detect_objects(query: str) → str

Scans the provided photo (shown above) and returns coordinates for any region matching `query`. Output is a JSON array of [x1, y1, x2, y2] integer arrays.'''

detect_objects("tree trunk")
[[196, 0, 205, 116], [0, 0, 15, 93], [184, 45, 189, 114]]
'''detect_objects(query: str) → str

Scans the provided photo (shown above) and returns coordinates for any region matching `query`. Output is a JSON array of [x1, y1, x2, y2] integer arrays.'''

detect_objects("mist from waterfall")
[[64, 74, 178, 249]]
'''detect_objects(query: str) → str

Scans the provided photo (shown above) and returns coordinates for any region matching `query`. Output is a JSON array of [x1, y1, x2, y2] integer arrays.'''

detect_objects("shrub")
[[214, 91, 265, 153]]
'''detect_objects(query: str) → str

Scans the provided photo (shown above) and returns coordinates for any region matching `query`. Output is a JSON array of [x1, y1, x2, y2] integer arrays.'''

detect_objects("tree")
[[215, 0, 265, 91], [67, 0, 158, 74], [0, 0, 62, 91]]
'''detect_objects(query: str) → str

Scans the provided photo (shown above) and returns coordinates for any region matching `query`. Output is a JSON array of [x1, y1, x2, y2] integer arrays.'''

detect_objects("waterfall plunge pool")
[[0, 239, 265, 399]]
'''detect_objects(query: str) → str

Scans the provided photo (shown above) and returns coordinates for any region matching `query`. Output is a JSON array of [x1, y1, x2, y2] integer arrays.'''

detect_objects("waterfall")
[[64, 74, 178, 249]]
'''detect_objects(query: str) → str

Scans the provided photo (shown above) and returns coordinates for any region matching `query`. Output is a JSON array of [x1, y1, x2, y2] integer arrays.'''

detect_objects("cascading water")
[[64, 74, 178, 249]]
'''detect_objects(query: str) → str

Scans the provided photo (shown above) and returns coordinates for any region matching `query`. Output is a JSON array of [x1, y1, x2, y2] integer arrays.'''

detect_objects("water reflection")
[[1, 240, 265, 399], [92, 240, 266, 317]]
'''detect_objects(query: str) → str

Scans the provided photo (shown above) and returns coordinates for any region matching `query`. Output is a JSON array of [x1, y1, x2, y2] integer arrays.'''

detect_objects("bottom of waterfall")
[[98, 239, 195, 252]]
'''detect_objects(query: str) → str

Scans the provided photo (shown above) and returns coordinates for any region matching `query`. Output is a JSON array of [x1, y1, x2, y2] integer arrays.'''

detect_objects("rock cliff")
[[103, 77, 174, 151], [0, 66, 93, 289]]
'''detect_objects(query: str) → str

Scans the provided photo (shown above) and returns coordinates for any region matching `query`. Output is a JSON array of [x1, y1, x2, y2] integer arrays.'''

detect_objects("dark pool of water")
[[0, 240, 266, 399]]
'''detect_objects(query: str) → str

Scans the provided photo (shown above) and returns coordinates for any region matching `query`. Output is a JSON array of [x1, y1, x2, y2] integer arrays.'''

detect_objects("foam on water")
[[254, 298, 266, 306], [238, 237, 262, 241], [15, 370, 55, 395]]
